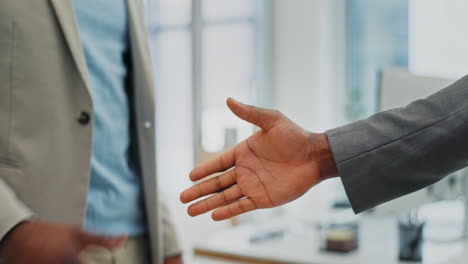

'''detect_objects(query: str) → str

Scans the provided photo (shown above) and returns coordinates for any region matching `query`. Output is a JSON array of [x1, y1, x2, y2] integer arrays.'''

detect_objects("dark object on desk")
[[332, 199, 352, 209], [317, 222, 359, 253], [398, 220, 425, 262], [249, 229, 285, 244], [325, 229, 358, 252]]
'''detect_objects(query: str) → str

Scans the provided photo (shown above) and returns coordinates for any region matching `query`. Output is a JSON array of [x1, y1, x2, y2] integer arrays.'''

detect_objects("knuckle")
[[218, 156, 226, 169], [219, 192, 227, 203], [214, 177, 222, 190], [245, 108, 255, 120], [231, 169, 237, 182], [196, 184, 203, 197], [272, 109, 283, 119], [238, 201, 246, 213], [227, 204, 235, 217], [234, 185, 242, 197], [204, 199, 210, 211], [64, 258, 77, 264]]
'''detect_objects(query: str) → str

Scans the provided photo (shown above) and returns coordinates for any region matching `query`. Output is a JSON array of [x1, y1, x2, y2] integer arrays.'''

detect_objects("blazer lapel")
[[49, 0, 90, 91], [127, 1, 162, 264]]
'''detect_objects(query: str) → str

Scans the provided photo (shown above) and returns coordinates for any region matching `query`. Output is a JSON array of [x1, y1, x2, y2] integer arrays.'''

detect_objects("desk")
[[193, 216, 468, 264]]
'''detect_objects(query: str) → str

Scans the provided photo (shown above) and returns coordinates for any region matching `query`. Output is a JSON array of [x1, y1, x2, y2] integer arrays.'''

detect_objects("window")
[[195, 0, 271, 160], [344, 0, 468, 122], [345, 0, 409, 121], [145, 0, 271, 192]]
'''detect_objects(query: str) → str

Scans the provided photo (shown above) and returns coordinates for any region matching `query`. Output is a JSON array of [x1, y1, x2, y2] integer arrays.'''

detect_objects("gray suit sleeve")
[[327, 75, 468, 214]]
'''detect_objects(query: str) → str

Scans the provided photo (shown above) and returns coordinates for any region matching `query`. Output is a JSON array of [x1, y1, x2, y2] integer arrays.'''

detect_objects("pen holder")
[[398, 220, 425, 262]]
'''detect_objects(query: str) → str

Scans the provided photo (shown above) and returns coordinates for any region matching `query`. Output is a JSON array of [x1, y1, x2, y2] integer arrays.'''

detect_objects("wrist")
[[165, 255, 183, 264], [310, 133, 339, 182], [0, 220, 32, 253]]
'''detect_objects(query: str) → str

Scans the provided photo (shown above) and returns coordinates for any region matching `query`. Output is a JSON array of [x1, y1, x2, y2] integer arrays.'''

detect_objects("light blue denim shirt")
[[72, 0, 146, 236]]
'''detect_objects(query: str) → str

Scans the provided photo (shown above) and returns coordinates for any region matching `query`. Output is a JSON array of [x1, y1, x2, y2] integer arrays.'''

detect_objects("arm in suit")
[[181, 76, 468, 220], [327, 75, 468, 213]]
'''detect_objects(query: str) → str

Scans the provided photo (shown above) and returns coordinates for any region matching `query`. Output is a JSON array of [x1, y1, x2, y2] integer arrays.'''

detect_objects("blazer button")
[[77, 111, 91, 125], [144, 121, 152, 128]]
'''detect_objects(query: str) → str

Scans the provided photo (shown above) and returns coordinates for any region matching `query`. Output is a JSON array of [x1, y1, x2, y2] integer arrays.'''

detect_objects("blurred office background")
[[141, 0, 468, 263]]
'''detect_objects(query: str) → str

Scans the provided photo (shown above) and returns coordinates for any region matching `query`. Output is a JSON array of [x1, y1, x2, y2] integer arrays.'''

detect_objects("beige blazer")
[[0, 0, 179, 262]]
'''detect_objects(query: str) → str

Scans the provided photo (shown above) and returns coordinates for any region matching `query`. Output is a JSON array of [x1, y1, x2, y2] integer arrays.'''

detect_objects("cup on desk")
[[317, 222, 359, 253]]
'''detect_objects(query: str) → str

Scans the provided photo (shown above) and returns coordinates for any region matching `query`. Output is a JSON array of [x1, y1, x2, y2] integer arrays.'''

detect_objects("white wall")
[[272, 0, 346, 220], [273, 0, 346, 132], [273, 0, 322, 130], [410, 0, 468, 79]]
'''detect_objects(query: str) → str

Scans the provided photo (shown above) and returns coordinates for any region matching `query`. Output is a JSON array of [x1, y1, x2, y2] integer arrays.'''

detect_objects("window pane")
[[201, 108, 255, 153], [345, 0, 408, 120], [201, 23, 256, 152], [149, 0, 191, 27], [203, 0, 255, 21], [150, 30, 194, 189], [202, 23, 255, 106]]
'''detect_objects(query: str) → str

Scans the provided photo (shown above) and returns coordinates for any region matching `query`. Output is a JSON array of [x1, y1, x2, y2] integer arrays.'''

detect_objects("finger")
[[64, 255, 88, 264], [187, 185, 243, 217], [189, 147, 236, 182], [211, 198, 257, 221], [77, 256, 89, 264], [227, 98, 282, 131], [77, 231, 127, 251], [181, 169, 237, 204]]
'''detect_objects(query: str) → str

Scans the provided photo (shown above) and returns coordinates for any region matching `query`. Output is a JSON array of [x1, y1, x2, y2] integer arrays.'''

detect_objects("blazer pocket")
[[0, 21, 14, 161]]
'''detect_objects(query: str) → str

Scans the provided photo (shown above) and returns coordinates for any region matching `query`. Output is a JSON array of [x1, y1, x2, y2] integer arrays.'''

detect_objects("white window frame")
[[191, 0, 274, 163]]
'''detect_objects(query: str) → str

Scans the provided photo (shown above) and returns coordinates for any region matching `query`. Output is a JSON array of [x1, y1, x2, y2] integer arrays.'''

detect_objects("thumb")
[[226, 98, 282, 131], [76, 230, 127, 251]]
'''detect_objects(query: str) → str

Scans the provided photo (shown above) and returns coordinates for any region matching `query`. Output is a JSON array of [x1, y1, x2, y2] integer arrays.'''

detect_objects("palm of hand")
[[233, 120, 320, 209], [181, 99, 323, 221]]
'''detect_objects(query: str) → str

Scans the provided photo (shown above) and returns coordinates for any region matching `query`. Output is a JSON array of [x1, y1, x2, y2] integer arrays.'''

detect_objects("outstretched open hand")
[[180, 98, 337, 221]]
